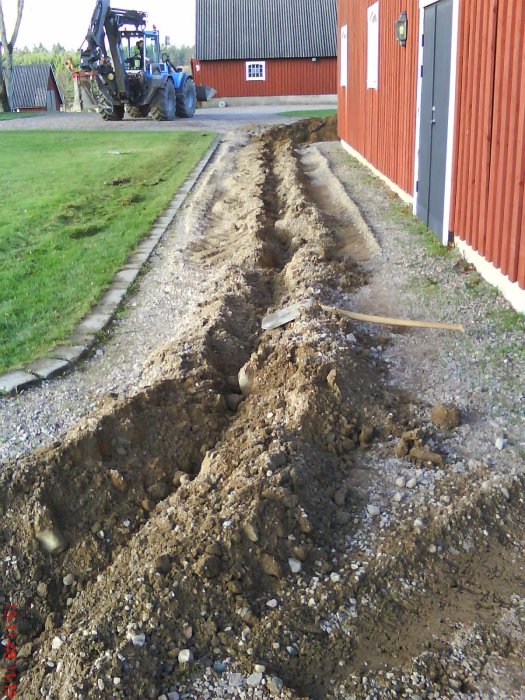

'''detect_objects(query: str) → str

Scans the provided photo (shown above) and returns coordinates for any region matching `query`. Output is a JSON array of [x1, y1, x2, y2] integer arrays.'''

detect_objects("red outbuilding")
[[338, 0, 525, 312], [195, 0, 337, 99]]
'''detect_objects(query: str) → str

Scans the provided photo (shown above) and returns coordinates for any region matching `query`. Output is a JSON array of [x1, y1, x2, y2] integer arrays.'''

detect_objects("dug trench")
[[0, 122, 524, 699]]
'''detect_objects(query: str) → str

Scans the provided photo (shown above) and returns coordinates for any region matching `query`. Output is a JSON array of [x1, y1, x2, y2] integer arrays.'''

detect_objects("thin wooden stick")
[[319, 304, 465, 332]]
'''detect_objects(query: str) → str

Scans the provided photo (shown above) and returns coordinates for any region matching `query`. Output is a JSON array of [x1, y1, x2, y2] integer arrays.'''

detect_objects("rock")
[[266, 599, 278, 608], [108, 469, 128, 493], [431, 403, 461, 430], [238, 364, 254, 397], [243, 522, 259, 543], [367, 504, 380, 516], [183, 625, 193, 640], [225, 394, 243, 411], [406, 477, 417, 489], [51, 636, 63, 650], [167, 692, 180, 700], [495, 437, 506, 450], [140, 499, 155, 512], [62, 574, 75, 586], [395, 477, 406, 488], [178, 649, 194, 665], [154, 555, 171, 575], [259, 553, 282, 578], [130, 633, 146, 647], [267, 676, 284, 695], [36, 528, 68, 555], [288, 558, 302, 573], [392, 492, 403, 503], [254, 664, 266, 673], [246, 672, 263, 686], [37, 582, 48, 598], [195, 553, 222, 579], [330, 572, 341, 583]]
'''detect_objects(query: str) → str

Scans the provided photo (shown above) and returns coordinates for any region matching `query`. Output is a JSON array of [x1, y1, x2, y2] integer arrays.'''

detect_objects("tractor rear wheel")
[[176, 78, 196, 118], [150, 80, 176, 121], [126, 105, 150, 119]]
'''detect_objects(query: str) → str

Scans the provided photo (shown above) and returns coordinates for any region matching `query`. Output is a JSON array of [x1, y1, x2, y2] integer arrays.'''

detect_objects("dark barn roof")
[[12, 64, 63, 110], [196, 0, 337, 60]]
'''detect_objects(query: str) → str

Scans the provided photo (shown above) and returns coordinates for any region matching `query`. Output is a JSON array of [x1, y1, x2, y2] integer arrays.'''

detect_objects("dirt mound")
[[1, 126, 524, 699], [261, 114, 338, 146]]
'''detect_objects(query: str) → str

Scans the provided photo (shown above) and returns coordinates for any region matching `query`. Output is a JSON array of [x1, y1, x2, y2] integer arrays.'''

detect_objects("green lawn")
[[0, 130, 215, 374], [0, 112, 42, 120], [280, 109, 337, 118]]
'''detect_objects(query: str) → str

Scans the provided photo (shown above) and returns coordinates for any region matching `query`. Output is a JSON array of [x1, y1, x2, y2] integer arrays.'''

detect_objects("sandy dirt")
[[1, 117, 524, 699]]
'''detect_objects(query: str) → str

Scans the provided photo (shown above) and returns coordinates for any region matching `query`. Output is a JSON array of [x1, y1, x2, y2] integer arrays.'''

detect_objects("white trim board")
[[456, 240, 525, 314], [340, 140, 413, 205], [413, 0, 460, 245]]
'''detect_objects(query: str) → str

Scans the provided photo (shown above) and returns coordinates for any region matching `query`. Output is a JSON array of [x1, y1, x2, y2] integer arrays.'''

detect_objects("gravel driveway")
[[0, 103, 335, 133]]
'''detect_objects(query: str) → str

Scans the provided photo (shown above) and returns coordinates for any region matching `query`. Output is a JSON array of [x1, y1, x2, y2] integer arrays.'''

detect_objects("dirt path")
[[1, 119, 524, 699]]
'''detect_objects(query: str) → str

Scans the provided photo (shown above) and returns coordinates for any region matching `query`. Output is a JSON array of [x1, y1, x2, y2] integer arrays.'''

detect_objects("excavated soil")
[[1, 119, 524, 699]]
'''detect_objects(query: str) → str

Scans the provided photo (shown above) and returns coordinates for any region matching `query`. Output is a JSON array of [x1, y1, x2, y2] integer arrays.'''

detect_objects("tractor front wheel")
[[150, 80, 176, 121], [176, 78, 196, 118]]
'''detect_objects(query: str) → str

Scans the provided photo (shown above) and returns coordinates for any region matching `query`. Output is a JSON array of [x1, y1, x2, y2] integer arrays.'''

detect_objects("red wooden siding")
[[337, 0, 419, 195], [196, 58, 336, 98], [450, 0, 525, 287]]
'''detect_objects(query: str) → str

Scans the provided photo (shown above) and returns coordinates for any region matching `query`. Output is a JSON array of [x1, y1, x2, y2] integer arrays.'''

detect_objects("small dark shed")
[[11, 64, 63, 112], [195, 0, 337, 99]]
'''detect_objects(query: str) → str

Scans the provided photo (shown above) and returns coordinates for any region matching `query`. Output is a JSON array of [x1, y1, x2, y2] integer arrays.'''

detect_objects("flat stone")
[[75, 314, 112, 335], [246, 672, 263, 687], [136, 240, 158, 256], [0, 371, 39, 393], [49, 345, 87, 363], [156, 216, 172, 226], [99, 288, 127, 307], [126, 252, 149, 266], [114, 268, 140, 285], [27, 358, 69, 380]]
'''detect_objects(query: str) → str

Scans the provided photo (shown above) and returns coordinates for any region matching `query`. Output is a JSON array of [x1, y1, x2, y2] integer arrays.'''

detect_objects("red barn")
[[338, 0, 525, 312], [195, 0, 337, 99]]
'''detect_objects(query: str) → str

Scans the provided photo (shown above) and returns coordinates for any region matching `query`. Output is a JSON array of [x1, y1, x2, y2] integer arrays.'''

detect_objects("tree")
[[0, 0, 25, 111]]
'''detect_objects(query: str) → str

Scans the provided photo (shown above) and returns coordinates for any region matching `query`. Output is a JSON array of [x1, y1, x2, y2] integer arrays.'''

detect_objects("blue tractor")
[[80, 0, 212, 121]]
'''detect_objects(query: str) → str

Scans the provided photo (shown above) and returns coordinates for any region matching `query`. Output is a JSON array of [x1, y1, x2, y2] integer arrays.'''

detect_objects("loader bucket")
[[195, 85, 216, 102]]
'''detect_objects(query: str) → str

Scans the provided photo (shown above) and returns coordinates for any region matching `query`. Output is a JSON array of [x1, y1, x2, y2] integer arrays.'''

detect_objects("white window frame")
[[367, 1, 379, 90], [246, 61, 266, 81], [340, 25, 348, 87]]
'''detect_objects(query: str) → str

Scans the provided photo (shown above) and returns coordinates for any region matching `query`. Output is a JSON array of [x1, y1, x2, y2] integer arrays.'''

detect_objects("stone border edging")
[[0, 135, 222, 396]]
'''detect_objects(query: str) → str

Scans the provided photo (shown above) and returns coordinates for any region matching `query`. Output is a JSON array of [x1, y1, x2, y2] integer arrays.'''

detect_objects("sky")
[[2, 0, 196, 51]]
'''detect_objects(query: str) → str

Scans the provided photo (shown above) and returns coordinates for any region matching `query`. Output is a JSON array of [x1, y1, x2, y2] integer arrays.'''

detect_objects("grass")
[[388, 200, 451, 257], [0, 111, 42, 120], [280, 109, 337, 118], [0, 130, 215, 374]]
